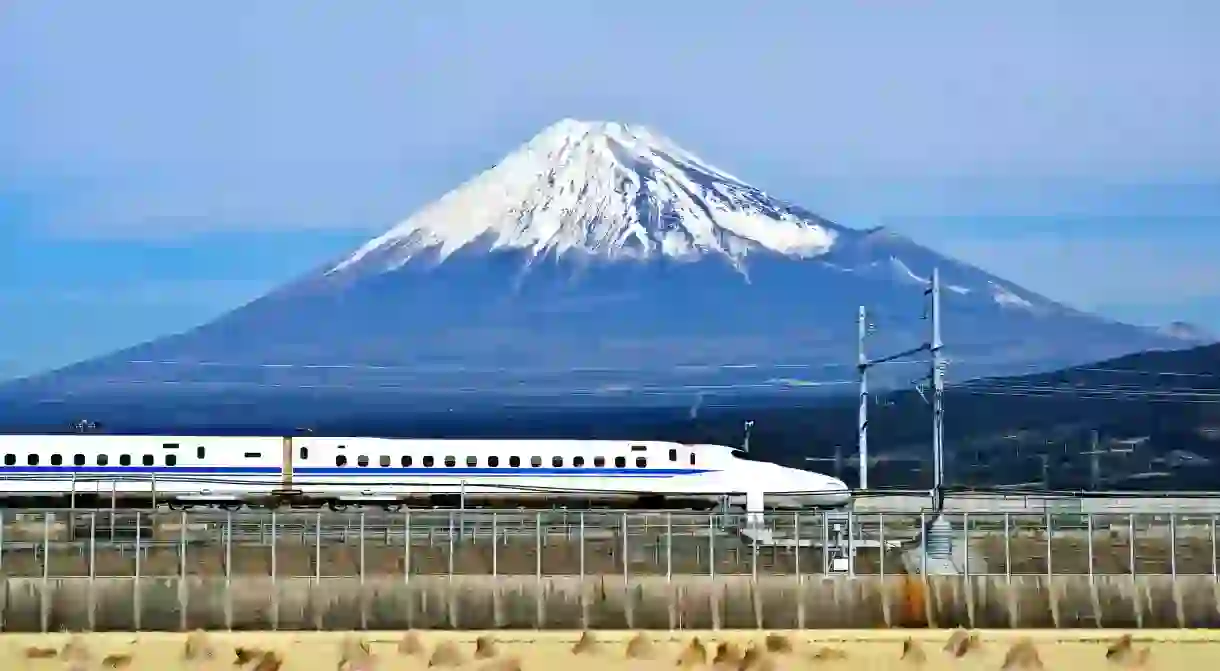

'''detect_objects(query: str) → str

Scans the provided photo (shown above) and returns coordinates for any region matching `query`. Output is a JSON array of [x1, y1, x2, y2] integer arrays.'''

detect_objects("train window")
[[74, 454, 85, 466], [636, 457, 647, 468], [27, 454, 39, 466], [3, 454, 13, 466], [669, 449, 677, 462], [488, 456, 499, 467], [357, 455, 369, 467], [97, 454, 109, 466], [509, 456, 520, 467], [120, 455, 132, 466], [423, 456, 434, 467], [444, 456, 456, 467], [163, 442, 179, 450], [166, 454, 177, 466], [244, 452, 261, 458], [380, 455, 391, 467], [530, 456, 542, 467], [573, 456, 585, 467], [143, 455, 154, 466], [630, 445, 647, 452], [690, 453, 696, 465], [466, 456, 478, 467], [614, 456, 626, 468], [300, 447, 308, 460], [197, 446, 205, 459], [51, 454, 63, 466], [401, 456, 412, 467], [336, 455, 347, 467], [552, 456, 563, 467], [593, 456, 605, 467]]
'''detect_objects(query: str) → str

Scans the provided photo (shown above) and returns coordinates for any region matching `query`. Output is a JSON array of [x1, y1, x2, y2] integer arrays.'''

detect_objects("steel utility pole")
[[853, 266, 946, 501], [927, 268, 946, 512], [857, 306, 869, 489], [855, 311, 933, 491]]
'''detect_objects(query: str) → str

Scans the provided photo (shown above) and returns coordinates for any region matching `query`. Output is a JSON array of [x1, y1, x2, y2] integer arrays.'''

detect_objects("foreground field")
[[1, 629, 1215, 670]]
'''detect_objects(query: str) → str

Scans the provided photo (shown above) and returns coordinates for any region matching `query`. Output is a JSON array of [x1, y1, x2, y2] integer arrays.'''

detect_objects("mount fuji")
[[2, 120, 1192, 420]]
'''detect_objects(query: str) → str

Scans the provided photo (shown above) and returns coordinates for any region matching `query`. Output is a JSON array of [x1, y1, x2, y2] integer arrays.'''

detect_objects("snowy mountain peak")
[[1155, 321, 1217, 344], [329, 119, 841, 276]]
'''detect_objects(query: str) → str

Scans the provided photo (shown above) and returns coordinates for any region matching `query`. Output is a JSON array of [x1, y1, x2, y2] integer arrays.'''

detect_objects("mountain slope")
[[1, 119, 1190, 416]]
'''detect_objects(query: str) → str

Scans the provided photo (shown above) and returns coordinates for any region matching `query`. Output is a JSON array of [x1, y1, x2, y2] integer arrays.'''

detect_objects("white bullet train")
[[0, 434, 851, 511]]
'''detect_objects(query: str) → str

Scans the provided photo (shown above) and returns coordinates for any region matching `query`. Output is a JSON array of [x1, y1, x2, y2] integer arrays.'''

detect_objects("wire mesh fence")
[[3, 508, 1220, 631], [2, 508, 1218, 579]]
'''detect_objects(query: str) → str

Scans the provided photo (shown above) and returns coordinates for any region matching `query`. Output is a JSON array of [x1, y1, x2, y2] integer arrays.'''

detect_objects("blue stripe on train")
[[0, 466, 711, 476]]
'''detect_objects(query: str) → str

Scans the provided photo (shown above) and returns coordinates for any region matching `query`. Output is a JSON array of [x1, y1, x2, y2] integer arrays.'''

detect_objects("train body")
[[0, 434, 851, 511]]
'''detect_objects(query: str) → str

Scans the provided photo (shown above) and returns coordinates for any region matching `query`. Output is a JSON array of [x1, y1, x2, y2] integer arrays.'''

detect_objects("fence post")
[[490, 512, 497, 577], [1003, 513, 1011, 580], [40, 512, 50, 633], [794, 512, 802, 578], [88, 513, 97, 631], [919, 512, 927, 576], [708, 513, 715, 579], [535, 511, 543, 580], [1086, 513, 1095, 582], [751, 512, 759, 581], [403, 511, 411, 582], [1169, 513, 1178, 578], [1129, 513, 1137, 576], [578, 513, 585, 579], [825, 511, 833, 575], [1046, 512, 1053, 577], [877, 513, 884, 578], [110, 481, 117, 541], [666, 512, 673, 581], [448, 511, 455, 578], [535, 511, 544, 629], [579, 511, 589, 629], [621, 512, 629, 583], [134, 510, 142, 631], [1212, 514, 1217, 580], [847, 511, 856, 578], [180, 510, 189, 632], [359, 511, 367, 630], [224, 510, 233, 630], [271, 510, 279, 631], [962, 513, 969, 577]]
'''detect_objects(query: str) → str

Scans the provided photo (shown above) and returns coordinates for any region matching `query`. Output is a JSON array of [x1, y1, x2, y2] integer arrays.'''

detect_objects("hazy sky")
[[2, 1, 1218, 378]]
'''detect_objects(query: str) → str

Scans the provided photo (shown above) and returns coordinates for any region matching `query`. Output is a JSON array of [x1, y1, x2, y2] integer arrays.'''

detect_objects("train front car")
[[691, 443, 851, 510]]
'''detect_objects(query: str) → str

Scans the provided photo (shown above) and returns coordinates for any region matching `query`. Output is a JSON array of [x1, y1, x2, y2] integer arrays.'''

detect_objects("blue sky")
[[2, 1, 1218, 380]]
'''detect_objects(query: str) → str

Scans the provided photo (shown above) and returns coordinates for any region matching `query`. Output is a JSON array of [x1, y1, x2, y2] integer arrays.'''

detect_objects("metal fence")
[[2, 508, 1219, 580]]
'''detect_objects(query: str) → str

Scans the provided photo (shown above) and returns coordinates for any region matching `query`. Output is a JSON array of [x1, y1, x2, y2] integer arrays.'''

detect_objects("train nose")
[[764, 468, 851, 508]]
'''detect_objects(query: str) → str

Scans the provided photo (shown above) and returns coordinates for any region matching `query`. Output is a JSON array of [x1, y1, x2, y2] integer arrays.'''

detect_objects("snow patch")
[[990, 282, 1034, 310], [329, 119, 839, 276]]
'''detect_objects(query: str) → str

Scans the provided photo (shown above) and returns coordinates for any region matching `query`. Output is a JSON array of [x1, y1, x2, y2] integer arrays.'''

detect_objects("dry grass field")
[[1, 629, 1214, 671]]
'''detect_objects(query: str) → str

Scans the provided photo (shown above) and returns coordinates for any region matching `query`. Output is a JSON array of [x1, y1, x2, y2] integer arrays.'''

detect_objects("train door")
[[276, 436, 301, 497]]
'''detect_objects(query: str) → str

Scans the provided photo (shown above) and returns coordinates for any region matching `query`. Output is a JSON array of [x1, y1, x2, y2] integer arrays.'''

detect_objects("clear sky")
[[1, 1, 1218, 380]]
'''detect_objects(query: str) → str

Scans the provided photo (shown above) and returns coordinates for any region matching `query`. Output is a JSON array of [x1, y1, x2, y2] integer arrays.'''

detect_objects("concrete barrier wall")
[[4, 575, 1220, 632]]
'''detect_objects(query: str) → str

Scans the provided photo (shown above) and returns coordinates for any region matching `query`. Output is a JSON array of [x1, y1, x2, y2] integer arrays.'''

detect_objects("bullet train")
[[0, 434, 851, 511]]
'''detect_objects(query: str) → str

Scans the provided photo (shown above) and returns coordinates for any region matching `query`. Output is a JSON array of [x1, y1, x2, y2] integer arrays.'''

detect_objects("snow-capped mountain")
[[328, 119, 839, 275], [2, 119, 1189, 413], [1154, 321, 1216, 345]]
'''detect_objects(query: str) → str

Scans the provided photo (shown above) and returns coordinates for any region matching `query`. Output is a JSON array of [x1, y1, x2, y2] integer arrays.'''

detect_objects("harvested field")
[[0, 629, 1215, 671]]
